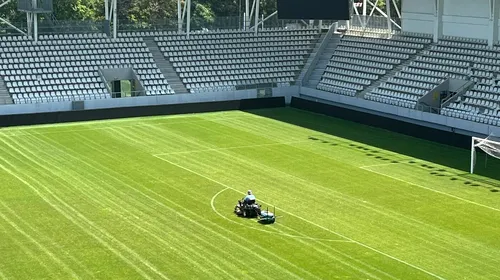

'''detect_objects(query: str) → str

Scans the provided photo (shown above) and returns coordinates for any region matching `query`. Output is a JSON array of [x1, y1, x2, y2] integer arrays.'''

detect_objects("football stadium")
[[0, 0, 500, 279]]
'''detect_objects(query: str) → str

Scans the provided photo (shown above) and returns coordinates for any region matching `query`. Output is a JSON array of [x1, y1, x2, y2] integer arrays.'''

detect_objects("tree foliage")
[[0, 0, 273, 23], [0, 0, 401, 27]]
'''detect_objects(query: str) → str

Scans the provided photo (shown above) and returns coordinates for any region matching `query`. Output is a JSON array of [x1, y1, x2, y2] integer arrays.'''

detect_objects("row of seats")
[[315, 30, 500, 127], [418, 39, 500, 123], [365, 92, 417, 109], [157, 38, 315, 47], [442, 102, 500, 125], [0, 37, 144, 48], [344, 28, 432, 43], [119, 28, 319, 38], [0, 34, 173, 103], [155, 27, 319, 92]]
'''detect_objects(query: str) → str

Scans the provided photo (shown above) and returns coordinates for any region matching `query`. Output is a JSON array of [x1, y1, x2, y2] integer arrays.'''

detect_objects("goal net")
[[471, 135, 500, 174]]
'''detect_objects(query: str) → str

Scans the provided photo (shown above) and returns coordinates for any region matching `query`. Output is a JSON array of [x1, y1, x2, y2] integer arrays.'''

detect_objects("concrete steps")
[[297, 34, 325, 82], [294, 33, 325, 84], [144, 38, 188, 94], [303, 34, 341, 88], [0, 77, 13, 105]]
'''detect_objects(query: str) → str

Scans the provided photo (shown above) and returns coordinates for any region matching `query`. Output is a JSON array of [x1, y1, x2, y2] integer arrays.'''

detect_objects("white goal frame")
[[470, 136, 500, 174]]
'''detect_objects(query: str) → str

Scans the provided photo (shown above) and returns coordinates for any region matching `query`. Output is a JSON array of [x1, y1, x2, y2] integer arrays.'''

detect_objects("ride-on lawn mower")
[[234, 200, 276, 224]]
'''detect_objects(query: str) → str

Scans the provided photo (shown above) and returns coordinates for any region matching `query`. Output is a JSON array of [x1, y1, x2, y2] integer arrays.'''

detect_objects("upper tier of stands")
[[151, 28, 320, 93]]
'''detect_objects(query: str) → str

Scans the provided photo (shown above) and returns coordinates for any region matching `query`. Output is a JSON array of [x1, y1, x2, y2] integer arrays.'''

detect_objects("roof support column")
[[363, 0, 367, 26], [178, 0, 182, 32], [103, 0, 117, 38], [433, 0, 443, 43], [488, 0, 499, 47], [245, 0, 250, 30], [26, 13, 32, 37], [254, 0, 259, 35], [31, 0, 37, 42], [112, 0, 117, 39], [386, 0, 392, 35], [103, 0, 110, 36], [33, 12, 37, 42], [186, 0, 191, 38], [104, 0, 109, 21]]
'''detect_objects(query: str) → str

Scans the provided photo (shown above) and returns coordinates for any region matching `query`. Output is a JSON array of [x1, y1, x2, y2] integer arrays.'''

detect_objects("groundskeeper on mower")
[[234, 200, 276, 224]]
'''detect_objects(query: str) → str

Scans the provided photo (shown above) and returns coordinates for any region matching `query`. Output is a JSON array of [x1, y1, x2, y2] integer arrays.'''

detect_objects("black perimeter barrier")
[[290, 97, 471, 149], [0, 97, 286, 128]]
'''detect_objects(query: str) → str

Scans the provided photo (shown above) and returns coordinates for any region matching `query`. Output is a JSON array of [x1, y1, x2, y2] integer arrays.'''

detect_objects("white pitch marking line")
[[360, 166, 500, 213], [155, 155, 445, 280], [154, 140, 308, 156], [0, 116, 249, 137], [210, 187, 353, 243]]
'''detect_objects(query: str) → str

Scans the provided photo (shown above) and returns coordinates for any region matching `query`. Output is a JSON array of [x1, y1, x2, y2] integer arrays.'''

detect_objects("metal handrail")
[[441, 80, 475, 108]]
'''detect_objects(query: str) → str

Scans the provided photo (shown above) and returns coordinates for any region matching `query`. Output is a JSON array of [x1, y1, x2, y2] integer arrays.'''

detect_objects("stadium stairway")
[[297, 33, 325, 83], [0, 77, 13, 105], [144, 38, 188, 94], [358, 41, 435, 98], [303, 34, 341, 88]]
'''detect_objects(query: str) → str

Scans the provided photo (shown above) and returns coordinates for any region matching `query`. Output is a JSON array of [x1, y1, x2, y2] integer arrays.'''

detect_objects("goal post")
[[470, 135, 500, 174]]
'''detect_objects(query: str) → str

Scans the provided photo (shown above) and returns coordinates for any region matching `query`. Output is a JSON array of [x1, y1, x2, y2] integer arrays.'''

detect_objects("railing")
[[300, 24, 336, 87], [341, 15, 402, 32], [370, 94, 498, 125], [118, 16, 310, 32], [0, 20, 104, 35], [0, 17, 316, 36], [441, 80, 475, 108], [415, 103, 441, 114], [97, 69, 112, 93]]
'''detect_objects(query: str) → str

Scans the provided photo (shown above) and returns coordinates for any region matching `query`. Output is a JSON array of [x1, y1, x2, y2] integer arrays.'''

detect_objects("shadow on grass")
[[245, 107, 500, 187]]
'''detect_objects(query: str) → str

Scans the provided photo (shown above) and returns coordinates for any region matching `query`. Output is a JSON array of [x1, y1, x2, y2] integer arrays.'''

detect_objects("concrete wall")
[[299, 87, 500, 137], [419, 79, 448, 109], [402, 0, 494, 40], [100, 67, 136, 81], [442, 0, 489, 39], [0, 86, 299, 116], [401, 0, 435, 34], [0, 83, 497, 139], [448, 78, 469, 91]]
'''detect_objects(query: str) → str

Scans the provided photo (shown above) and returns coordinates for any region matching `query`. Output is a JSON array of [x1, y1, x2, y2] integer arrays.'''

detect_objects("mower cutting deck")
[[234, 200, 276, 224]]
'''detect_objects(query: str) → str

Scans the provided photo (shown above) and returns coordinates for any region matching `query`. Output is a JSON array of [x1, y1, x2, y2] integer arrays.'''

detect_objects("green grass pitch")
[[0, 107, 499, 279]]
